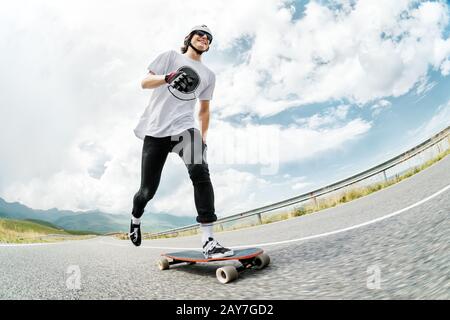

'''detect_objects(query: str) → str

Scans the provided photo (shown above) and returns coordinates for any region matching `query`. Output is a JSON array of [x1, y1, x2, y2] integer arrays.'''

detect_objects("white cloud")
[[407, 99, 450, 142], [294, 104, 351, 129], [370, 99, 392, 117], [3, 117, 142, 213], [415, 76, 438, 96], [439, 58, 450, 76], [212, 0, 450, 118], [291, 175, 311, 191], [205, 112, 371, 168], [280, 118, 372, 163]]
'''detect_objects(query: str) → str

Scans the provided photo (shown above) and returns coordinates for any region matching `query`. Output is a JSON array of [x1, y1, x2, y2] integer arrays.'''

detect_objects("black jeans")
[[132, 128, 217, 224]]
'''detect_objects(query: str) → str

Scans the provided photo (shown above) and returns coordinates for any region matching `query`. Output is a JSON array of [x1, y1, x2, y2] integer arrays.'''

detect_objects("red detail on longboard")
[[162, 248, 264, 263]]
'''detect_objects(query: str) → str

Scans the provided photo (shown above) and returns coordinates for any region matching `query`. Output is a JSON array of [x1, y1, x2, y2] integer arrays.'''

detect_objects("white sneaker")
[[202, 237, 234, 259]]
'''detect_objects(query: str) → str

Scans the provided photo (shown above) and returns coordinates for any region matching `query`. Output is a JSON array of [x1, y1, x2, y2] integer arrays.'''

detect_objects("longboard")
[[158, 248, 270, 284]]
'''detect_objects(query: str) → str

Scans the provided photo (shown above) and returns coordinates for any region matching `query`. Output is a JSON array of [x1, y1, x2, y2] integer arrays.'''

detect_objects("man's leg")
[[130, 136, 170, 246], [171, 128, 217, 223], [172, 128, 233, 258]]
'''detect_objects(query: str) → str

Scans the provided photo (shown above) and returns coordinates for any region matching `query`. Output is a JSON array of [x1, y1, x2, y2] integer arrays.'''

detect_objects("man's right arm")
[[141, 71, 166, 89]]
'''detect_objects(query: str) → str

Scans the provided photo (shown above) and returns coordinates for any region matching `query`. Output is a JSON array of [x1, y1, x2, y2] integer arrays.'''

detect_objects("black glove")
[[165, 71, 194, 93]]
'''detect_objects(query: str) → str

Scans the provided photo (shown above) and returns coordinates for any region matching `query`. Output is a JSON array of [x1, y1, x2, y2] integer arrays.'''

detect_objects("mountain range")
[[0, 197, 196, 234]]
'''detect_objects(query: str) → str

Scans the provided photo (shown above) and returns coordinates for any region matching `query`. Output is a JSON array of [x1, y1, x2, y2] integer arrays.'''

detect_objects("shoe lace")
[[213, 240, 224, 249], [129, 227, 138, 238], [203, 239, 217, 251], [211, 240, 229, 252]]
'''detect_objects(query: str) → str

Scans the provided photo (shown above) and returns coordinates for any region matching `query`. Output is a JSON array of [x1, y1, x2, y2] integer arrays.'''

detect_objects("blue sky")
[[0, 0, 449, 218]]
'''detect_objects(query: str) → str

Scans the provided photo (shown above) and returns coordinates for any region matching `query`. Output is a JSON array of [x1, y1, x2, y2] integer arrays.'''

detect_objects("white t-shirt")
[[134, 50, 216, 139]]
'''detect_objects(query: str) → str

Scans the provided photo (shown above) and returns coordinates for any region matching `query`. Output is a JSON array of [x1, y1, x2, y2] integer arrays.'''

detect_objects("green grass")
[[0, 218, 96, 243], [65, 229, 101, 236], [24, 219, 62, 229], [119, 147, 449, 241]]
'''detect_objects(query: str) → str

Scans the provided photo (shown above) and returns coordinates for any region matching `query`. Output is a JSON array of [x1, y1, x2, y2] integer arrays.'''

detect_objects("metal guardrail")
[[150, 126, 450, 238]]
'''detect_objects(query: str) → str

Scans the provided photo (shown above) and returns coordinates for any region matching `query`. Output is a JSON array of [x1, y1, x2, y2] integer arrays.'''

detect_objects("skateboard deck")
[[158, 247, 270, 284]]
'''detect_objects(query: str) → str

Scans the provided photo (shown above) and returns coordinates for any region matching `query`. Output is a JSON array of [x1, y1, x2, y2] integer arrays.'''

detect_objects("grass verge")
[[0, 219, 96, 244]]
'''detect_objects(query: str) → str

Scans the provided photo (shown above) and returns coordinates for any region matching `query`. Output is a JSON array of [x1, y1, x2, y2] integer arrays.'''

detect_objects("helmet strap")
[[189, 42, 208, 55]]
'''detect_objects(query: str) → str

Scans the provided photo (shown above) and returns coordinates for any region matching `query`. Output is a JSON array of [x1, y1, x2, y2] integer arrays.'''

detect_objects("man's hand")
[[165, 71, 194, 93]]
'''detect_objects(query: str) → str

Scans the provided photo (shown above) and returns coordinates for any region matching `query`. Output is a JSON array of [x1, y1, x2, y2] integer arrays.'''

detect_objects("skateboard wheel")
[[254, 253, 270, 269], [158, 258, 170, 270], [216, 266, 238, 284]]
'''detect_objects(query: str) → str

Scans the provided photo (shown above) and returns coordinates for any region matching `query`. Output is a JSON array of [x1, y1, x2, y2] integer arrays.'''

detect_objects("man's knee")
[[188, 164, 210, 182], [134, 187, 155, 204]]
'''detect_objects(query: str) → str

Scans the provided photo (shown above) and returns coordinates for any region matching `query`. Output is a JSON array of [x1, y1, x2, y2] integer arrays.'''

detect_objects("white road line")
[[99, 184, 450, 251], [0, 241, 72, 247], [0, 237, 117, 248]]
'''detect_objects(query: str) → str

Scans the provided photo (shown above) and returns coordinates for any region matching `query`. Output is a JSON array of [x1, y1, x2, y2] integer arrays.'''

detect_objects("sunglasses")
[[194, 30, 212, 43]]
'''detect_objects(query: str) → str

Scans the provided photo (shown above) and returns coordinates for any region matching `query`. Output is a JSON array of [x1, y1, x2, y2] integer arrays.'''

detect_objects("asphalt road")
[[0, 155, 449, 299]]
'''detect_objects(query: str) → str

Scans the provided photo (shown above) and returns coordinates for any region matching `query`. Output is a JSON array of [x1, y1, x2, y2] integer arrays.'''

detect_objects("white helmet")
[[185, 25, 213, 44]]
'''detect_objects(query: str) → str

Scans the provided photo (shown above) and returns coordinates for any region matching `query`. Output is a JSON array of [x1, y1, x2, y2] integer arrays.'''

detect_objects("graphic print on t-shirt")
[[168, 66, 201, 101]]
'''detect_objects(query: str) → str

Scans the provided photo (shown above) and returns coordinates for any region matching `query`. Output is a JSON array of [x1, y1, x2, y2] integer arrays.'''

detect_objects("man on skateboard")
[[130, 25, 234, 259]]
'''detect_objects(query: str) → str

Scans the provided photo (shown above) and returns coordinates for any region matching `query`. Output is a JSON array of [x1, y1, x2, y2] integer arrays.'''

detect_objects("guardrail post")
[[256, 213, 262, 225], [311, 193, 319, 209], [383, 170, 388, 184]]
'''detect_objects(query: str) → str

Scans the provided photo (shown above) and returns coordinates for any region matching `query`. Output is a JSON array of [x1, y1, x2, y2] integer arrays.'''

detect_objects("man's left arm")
[[198, 100, 210, 144]]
